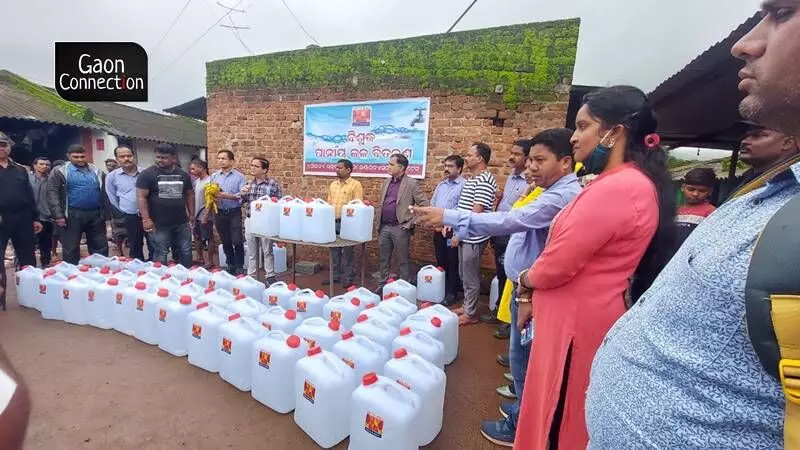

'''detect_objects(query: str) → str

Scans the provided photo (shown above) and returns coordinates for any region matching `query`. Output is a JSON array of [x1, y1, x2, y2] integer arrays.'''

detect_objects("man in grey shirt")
[[28, 157, 52, 267]]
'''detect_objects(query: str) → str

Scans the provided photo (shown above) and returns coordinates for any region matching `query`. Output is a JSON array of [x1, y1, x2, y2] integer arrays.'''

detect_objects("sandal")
[[459, 313, 479, 326]]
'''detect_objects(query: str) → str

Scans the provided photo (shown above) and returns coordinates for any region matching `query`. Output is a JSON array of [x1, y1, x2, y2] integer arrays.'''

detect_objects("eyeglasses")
[[0, 141, 9, 148]]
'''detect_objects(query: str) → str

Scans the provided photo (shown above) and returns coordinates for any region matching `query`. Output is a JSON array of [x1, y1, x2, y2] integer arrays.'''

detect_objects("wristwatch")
[[515, 296, 532, 304], [517, 269, 530, 288]]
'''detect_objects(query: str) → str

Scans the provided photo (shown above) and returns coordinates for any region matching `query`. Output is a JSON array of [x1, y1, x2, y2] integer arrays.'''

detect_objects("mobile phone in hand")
[[520, 320, 533, 346]]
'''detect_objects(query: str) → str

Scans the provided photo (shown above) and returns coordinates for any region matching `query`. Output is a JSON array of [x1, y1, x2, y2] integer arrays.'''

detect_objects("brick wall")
[[207, 87, 568, 274]]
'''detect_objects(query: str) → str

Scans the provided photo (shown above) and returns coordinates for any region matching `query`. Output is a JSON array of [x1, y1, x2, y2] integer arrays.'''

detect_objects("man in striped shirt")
[[431, 155, 465, 305], [452, 142, 497, 325]]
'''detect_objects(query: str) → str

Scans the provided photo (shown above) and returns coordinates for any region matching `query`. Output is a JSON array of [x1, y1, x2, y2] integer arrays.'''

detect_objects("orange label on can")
[[424, 275, 432, 283], [303, 380, 316, 404], [88, 291, 95, 302], [116, 292, 124, 304], [283, 206, 291, 216], [63, 288, 70, 300], [342, 357, 355, 369], [254, 203, 263, 212], [303, 337, 315, 348], [159, 309, 167, 322], [232, 288, 241, 296], [305, 207, 314, 217], [268, 295, 278, 305], [208, 280, 216, 289], [330, 310, 342, 322], [258, 350, 271, 369], [296, 301, 307, 312], [39, 284, 46, 295], [221, 337, 232, 354], [345, 208, 354, 217], [136, 298, 144, 311], [191, 324, 202, 339], [365, 412, 384, 438]]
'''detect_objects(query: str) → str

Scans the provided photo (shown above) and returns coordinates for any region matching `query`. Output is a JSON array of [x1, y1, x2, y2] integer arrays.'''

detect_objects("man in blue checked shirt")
[[241, 157, 282, 285], [211, 150, 247, 275], [430, 154, 464, 306]]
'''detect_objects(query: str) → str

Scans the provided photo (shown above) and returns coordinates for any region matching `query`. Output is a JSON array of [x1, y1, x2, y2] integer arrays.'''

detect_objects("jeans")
[[148, 223, 192, 267], [508, 288, 531, 429], [60, 208, 108, 265]]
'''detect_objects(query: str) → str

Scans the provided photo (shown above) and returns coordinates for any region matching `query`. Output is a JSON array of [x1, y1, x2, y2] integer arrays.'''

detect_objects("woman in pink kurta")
[[513, 86, 676, 450]]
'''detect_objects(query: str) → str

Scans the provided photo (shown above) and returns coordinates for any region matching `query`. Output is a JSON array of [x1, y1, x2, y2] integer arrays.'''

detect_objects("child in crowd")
[[675, 167, 717, 248]]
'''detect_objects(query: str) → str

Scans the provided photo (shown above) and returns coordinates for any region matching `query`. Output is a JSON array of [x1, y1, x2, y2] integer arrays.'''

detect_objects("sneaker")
[[499, 402, 514, 420], [265, 276, 278, 286], [497, 353, 510, 368], [496, 384, 517, 400], [503, 372, 514, 383], [480, 312, 500, 324], [494, 323, 511, 340], [480, 417, 515, 447]]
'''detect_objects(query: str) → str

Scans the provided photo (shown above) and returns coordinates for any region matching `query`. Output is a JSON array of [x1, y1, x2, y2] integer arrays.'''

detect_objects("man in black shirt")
[[0, 131, 42, 310], [135, 143, 194, 267]]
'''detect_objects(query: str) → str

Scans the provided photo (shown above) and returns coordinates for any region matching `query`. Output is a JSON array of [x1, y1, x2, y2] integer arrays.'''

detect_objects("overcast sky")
[[0, 0, 761, 113]]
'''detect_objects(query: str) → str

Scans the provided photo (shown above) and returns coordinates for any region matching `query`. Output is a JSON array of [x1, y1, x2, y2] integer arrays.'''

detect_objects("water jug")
[[279, 197, 305, 241], [273, 243, 288, 273], [15, 266, 42, 309], [157, 295, 197, 357], [291, 289, 329, 318], [188, 266, 213, 289], [400, 313, 447, 357], [258, 306, 303, 334], [294, 346, 358, 448], [165, 264, 192, 282], [263, 281, 297, 308], [383, 349, 446, 446], [79, 253, 110, 269], [187, 303, 230, 373], [52, 261, 79, 276], [343, 286, 381, 307], [339, 199, 374, 242], [87, 277, 122, 330], [133, 288, 172, 345], [392, 328, 446, 371], [301, 198, 336, 244], [177, 280, 205, 300], [416, 265, 445, 303], [157, 275, 183, 293], [112, 269, 137, 286], [489, 276, 499, 312], [322, 295, 365, 330], [115, 281, 152, 336], [40, 270, 68, 320], [416, 304, 459, 365], [361, 303, 404, 328], [294, 317, 343, 351], [106, 256, 126, 271], [136, 271, 163, 286], [62, 275, 94, 325], [146, 261, 168, 276], [228, 294, 267, 318], [209, 269, 236, 292], [124, 258, 147, 273], [250, 195, 281, 237], [333, 331, 390, 380], [383, 279, 416, 303], [348, 372, 422, 450], [198, 287, 236, 309], [78, 265, 109, 284], [218, 314, 267, 391], [380, 294, 418, 320], [231, 275, 265, 301], [217, 243, 250, 269], [351, 315, 399, 351], [251, 332, 306, 413]]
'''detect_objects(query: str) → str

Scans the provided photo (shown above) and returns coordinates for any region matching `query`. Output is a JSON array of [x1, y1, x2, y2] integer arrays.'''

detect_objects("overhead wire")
[[151, 0, 195, 57], [280, 0, 320, 46], [446, 0, 479, 33]]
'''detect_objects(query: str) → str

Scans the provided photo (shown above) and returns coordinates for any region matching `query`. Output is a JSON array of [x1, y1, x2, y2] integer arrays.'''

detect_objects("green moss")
[[7, 72, 110, 126], [207, 19, 579, 108]]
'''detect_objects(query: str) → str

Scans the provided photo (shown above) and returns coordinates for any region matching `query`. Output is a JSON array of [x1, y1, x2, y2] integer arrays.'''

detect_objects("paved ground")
[[1, 268, 509, 449]]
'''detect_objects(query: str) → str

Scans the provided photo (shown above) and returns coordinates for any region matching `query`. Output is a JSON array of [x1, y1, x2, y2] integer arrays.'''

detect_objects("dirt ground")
[[0, 269, 509, 450]]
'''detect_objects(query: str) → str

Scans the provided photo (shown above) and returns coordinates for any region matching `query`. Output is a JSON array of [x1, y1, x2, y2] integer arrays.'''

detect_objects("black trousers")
[[0, 211, 36, 310], [123, 213, 153, 261], [36, 221, 53, 267], [215, 208, 244, 269], [60, 208, 108, 265], [432, 232, 461, 296]]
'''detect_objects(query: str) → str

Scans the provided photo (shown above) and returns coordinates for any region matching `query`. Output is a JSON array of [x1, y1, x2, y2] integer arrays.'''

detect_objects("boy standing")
[[675, 167, 717, 248]]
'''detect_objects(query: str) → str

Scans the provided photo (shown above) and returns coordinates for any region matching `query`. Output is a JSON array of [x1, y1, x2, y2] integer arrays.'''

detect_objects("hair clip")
[[644, 133, 661, 148]]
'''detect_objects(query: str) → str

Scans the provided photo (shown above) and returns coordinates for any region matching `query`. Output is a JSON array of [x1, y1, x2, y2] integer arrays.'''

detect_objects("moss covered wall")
[[207, 18, 579, 108]]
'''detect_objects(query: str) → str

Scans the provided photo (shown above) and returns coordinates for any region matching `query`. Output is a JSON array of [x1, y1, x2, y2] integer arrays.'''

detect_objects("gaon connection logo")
[[55, 42, 148, 102]]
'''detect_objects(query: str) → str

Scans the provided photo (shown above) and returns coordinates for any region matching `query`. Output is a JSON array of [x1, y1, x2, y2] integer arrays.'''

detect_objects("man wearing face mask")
[[430, 155, 464, 305]]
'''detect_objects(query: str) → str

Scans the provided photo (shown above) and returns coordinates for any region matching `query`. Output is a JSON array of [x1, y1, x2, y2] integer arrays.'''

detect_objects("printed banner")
[[303, 98, 430, 178]]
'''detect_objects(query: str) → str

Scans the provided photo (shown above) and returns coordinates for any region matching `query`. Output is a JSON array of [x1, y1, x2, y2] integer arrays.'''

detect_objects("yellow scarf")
[[204, 182, 221, 215], [497, 163, 582, 323]]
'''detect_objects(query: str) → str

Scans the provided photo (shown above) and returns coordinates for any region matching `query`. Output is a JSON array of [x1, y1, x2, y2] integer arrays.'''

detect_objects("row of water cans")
[[216, 243, 288, 273], [249, 196, 374, 244]]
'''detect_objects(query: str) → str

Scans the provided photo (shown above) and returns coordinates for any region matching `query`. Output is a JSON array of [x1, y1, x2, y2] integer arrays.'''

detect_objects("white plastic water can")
[[124, 258, 147, 274], [416, 304, 459, 365], [380, 295, 418, 320], [416, 265, 445, 303], [400, 313, 447, 357], [383, 349, 446, 446], [218, 314, 267, 391], [361, 303, 404, 328], [157, 275, 183, 293], [165, 264, 192, 282], [294, 346, 358, 448], [186, 303, 230, 373], [344, 286, 381, 307], [228, 294, 267, 318], [79, 253, 110, 268], [78, 265, 109, 284], [273, 243, 288, 273], [258, 307, 303, 334], [231, 275, 265, 301], [339, 199, 375, 242], [188, 266, 213, 290], [115, 281, 151, 336], [333, 331, 390, 380], [392, 327, 446, 371], [106, 256, 125, 271], [134, 288, 172, 346], [199, 287, 236, 309], [52, 261, 79, 276], [250, 196, 281, 237], [348, 372, 422, 450], [489, 276, 500, 312], [157, 295, 197, 357], [148, 261, 168, 276], [383, 279, 417, 303], [177, 280, 205, 300], [62, 274, 94, 325], [217, 243, 250, 269], [322, 295, 365, 330], [40, 270, 68, 320], [209, 269, 236, 292], [136, 271, 162, 286], [351, 315, 400, 352], [291, 289, 329, 318], [279, 197, 306, 241], [15, 266, 42, 309], [301, 198, 336, 244], [87, 277, 122, 330], [263, 281, 298, 308], [251, 331, 306, 413], [294, 317, 343, 351]]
